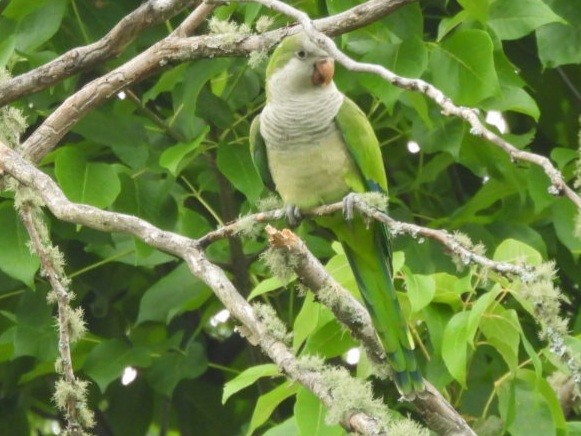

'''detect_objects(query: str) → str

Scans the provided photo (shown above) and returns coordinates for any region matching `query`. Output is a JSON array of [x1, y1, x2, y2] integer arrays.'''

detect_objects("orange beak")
[[311, 58, 334, 86]]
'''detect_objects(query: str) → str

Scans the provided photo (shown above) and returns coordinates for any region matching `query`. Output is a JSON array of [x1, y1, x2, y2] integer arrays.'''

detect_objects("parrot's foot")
[[342, 193, 359, 221], [283, 204, 302, 227]]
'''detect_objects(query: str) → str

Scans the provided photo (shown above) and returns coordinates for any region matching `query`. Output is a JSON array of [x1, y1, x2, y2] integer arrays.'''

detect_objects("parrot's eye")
[[296, 49, 307, 60]]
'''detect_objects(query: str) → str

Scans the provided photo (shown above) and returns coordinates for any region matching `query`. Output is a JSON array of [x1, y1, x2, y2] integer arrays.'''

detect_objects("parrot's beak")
[[312, 57, 334, 86]]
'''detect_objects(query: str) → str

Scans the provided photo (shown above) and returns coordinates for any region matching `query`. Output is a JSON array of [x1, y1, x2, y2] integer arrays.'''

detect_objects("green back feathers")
[[249, 116, 275, 191], [336, 97, 388, 192]]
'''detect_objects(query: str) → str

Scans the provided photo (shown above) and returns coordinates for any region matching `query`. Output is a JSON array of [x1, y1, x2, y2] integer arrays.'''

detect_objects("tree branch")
[[264, 225, 476, 435], [241, 0, 581, 212], [0, 0, 199, 107], [0, 140, 392, 435], [198, 194, 581, 395], [19, 0, 414, 162], [17, 195, 94, 433]]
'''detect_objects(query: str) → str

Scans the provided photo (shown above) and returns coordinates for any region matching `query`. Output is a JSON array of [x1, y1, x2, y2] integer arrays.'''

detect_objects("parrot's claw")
[[342, 193, 358, 221], [284, 204, 302, 227]]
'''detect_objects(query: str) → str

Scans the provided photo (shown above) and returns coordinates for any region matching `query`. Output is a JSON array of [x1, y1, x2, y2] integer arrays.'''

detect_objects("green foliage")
[[0, 0, 580, 433]]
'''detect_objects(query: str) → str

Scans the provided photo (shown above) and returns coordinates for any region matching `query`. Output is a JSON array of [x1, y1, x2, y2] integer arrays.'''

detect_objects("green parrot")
[[249, 32, 424, 397]]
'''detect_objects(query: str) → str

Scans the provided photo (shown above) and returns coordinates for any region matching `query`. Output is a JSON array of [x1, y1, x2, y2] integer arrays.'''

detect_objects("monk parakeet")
[[250, 33, 424, 397]]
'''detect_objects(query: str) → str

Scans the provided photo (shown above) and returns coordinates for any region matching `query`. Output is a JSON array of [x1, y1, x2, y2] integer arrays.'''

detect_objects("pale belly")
[[266, 129, 358, 209]]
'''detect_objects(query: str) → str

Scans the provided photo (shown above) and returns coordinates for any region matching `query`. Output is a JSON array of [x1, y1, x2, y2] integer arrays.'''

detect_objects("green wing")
[[249, 115, 275, 191], [330, 96, 424, 396], [335, 96, 388, 193]]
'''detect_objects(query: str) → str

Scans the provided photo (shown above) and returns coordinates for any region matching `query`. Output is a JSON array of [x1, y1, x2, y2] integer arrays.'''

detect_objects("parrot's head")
[[265, 32, 335, 98]]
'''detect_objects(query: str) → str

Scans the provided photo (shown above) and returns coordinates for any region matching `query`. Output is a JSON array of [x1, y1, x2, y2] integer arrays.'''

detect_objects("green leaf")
[[247, 382, 300, 435], [83, 339, 152, 392], [137, 263, 212, 324], [442, 311, 471, 386], [143, 64, 187, 102], [382, 2, 424, 42], [423, 305, 453, 357], [493, 239, 543, 266], [2, 0, 51, 19], [73, 110, 149, 168], [222, 364, 280, 404], [458, 0, 489, 22], [498, 369, 566, 436], [14, 0, 66, 52], [466, 286, 502, 344], [550, 147, 578, 170], [217, 142, 264, 204], [174, 378, 243, 434], [567, 422, 581, 436], [521, 332, 543, 379], [146, 342, 207, 396], [392, 251, 405, 274], [488, 0, 565, 41], [159, 127, 209, 176], [412, 114, 466, 159], [536, 0, 581, 68], [248, 276, 289, 301], [480, 306, 521, 372], [13, 290, 57, 361], [361, 37, 428, 108], [55, 147, 121, 209], [0, 33, 15, 68], [437, 10, 469, 42], [528, 166, 556, 214], [429, 29, 498, 105], [482, 85, 540, 120], [303, 320, 355, 358], [175, 207, 212, 239], [551, 199, 581, 256], [295, 388, 343, 436], [325, 253, 358, 296], [172, 59, 230, 140], [402, 267, 435, 313], [0, 203, 40, 287], [293, 293, 329, 352], [262, 418, 299, 436]]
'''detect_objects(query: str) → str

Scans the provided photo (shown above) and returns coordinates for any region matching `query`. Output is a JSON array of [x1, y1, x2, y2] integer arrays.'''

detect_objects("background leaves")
[[0, 0, 580, 433]]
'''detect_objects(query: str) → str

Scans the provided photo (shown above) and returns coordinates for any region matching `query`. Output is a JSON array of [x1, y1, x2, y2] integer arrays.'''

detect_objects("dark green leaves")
[[83, 339, 151, 392], [137, 263, 212, 324], [217, 142, 264, 203], [0, 203, 39, 287], [488, 0, 565, 41], [429, 30, 498, 105], [536, 0, 581, 67], [55, 147, 121, 209], [146, 341, 207, 396]]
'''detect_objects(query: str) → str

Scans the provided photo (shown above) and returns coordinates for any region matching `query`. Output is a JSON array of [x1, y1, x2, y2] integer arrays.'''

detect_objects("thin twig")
[[18, 199, 93, 433], [241, 0, 581, 211]]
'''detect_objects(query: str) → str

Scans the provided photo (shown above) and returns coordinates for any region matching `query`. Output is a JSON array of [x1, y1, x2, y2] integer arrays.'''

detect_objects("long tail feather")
[[318, 214, 424, 396]]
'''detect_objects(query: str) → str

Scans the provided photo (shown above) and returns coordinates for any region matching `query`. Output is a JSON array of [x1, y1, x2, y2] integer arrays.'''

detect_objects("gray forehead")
[[297, 33, 329, 56]]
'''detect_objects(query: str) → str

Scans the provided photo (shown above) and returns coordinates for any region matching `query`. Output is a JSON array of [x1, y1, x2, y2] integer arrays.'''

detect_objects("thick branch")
[[265, 225, 475, 436], [19, 0, 413, 163], [0, 0, 198, 107], [0, 141, 385, 435]]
